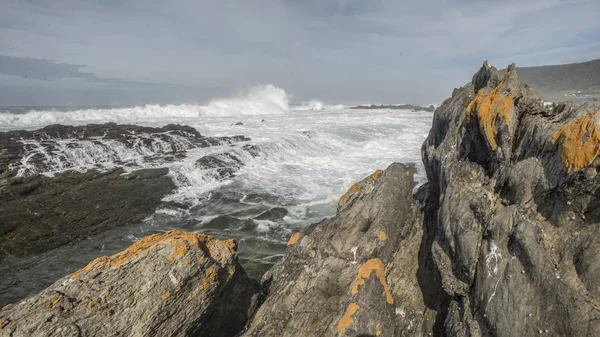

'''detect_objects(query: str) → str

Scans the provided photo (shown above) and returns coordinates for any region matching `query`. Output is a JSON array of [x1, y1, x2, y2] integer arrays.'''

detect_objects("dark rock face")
[[0, 168, 174, 261], [421, 62, 600, 336], [242, 163, 426, 337], [351, 104, 436, 112], [0, 230, 261, 337]]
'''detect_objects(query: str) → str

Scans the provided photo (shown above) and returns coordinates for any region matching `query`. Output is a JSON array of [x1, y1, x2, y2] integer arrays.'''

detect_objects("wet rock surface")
[[0, 230, 261, 337], [0, 168, 175, 261], [242, 163, 426, 337]]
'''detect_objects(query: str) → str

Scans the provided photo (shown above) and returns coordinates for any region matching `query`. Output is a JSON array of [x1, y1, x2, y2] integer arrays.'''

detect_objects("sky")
[[0, 0, 599, 106]]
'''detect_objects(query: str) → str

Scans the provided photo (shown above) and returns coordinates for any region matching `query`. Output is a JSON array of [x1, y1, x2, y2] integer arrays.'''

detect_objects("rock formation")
[[242, 163, 425, 337], [0, 230, 261, 337], [421, 62, 600, 336], [3, 63, 600, 336]]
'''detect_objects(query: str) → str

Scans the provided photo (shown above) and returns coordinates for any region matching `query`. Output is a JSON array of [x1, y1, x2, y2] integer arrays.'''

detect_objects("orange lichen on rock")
[[171, 240, 190, 257], [161, 292, 170, 300], [337, 302, 360, 332], [87, 301, 96, 309], [351, 258, 394, 304], [70, 230, 214, 278], [183, 259, 190, 266], [287, 232, 301, 246], [377, 231, 387, 241], [0, 319, 3, 329], [45, 296, 61, 310], [552, 112, 600, 172], [371, 169, 383, 181], [466, 70, 514, 150], [340, 183, 361, 202], [376, 330, 382, 336], [88, 279, 95, 284]]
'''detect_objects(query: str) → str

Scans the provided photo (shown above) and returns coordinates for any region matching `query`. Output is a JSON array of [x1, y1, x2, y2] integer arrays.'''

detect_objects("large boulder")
[[0, 230, 261, 337], [242, 163, 427, 337], [421, 62, 600, 336]]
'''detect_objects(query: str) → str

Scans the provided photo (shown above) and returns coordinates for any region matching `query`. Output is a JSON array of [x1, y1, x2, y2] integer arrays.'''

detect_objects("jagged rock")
[[242, 163, 426, 337], [421, 62, 600, 336], [0, 230, 261, 337]]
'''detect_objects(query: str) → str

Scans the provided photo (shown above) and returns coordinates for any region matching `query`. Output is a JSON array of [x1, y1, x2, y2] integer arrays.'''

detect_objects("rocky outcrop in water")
[[0, 168, 174, 261], [242, 62, 600, 336], [0, 230, 261, 337], [351, 104, 436, 112], [242, 163, 426, 337], [0, 122, 252, 264]]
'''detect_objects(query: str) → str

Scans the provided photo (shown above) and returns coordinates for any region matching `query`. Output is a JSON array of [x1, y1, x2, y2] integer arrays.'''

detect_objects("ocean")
[[0, 85, 433, 304]]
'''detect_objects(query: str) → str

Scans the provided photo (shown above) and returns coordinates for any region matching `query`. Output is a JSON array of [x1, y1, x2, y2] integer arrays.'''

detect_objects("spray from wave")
[[0, 85, 292, 130], [294, 100, 346, 111]]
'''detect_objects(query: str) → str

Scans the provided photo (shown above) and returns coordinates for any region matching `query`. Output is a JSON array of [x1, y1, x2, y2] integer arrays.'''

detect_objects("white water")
[[0, 84, 433, 277]]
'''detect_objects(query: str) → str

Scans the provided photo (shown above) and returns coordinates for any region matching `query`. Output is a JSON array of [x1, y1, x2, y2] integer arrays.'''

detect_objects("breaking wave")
[[0, 85, 290, 130]]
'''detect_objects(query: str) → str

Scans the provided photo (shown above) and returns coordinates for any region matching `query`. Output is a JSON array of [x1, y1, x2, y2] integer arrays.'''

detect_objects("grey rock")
[[421, 61, 600, 336], [0, 230, 261, 337], [242, 163, 426, 337]]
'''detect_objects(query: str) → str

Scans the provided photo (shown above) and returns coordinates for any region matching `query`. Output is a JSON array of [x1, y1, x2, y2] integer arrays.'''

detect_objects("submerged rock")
[[242, 163, 425, 337], [0, 230, 261, 337]]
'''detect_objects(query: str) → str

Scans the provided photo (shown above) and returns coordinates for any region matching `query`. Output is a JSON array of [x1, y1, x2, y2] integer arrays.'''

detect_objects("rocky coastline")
[[350, 104, 436, 112], [2, 62, 600, 336]]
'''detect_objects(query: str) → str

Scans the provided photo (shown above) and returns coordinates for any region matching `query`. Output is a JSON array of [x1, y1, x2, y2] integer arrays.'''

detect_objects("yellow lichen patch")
[[101, 310, 109, 317], [161, 292, 170, 300], [167, 255, 174, 262], [103, 292, 109, 298], [198, 256, 205, 264], [337, 303, 360, 332], [376, 330, 382, 336], [552, 112, 600, 172], [171, 239, 190, 257], [70, 230, 214, 278], [183, 259, 190, 266], [371, 169, 383, 181], [87, 301, 96, 309], [351, 258, 394, 304], [405, 170, 411, 177], [88, 279, 95, 284], [340, 183, 361, 202], [466, 70, 514, 151], [175, 285, 181, 292], [45, 296, 61, 310], [287, 232, 301, 246], [377, 231, 387, 241]]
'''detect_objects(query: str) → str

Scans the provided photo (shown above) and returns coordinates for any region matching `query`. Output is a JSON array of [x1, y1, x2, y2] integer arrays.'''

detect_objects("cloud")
[[0, 0, 598, 105]]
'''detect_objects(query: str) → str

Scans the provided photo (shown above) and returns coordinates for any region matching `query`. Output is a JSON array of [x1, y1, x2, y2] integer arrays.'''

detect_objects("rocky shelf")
[[2, 62, 600, 336]]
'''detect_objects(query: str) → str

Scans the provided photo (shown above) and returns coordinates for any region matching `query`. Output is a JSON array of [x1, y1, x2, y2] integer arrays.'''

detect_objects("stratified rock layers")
[[0, 230, 261, 337]]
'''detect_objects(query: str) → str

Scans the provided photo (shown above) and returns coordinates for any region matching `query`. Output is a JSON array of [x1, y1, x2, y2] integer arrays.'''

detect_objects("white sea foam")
[[295, 100, 346, 111], [1, 86, 433, 265]]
